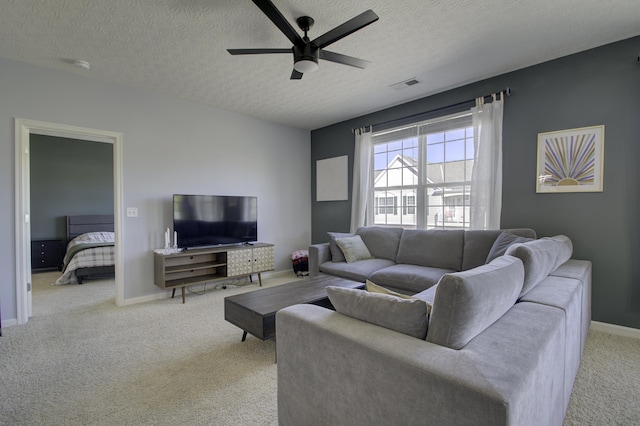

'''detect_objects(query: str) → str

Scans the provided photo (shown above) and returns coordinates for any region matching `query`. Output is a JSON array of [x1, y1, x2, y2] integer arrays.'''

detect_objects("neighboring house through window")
[[371, 113, 474, 230]]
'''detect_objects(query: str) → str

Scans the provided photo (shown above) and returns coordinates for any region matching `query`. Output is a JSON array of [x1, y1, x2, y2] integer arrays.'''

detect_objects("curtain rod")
[[352, 87, 511, 133]]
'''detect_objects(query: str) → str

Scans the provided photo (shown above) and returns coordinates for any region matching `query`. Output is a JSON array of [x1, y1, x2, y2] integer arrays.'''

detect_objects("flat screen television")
[[173, 194, 257, 249]]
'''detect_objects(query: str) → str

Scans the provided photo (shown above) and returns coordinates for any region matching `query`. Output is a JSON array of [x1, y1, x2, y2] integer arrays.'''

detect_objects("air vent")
[[390, 78, 421, 91]]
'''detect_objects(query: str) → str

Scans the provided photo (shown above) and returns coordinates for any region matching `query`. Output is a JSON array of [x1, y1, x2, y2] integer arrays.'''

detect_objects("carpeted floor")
[[564, 328, 640, 425], [1, 272, 639, 425], [1, 272, 283, 425]]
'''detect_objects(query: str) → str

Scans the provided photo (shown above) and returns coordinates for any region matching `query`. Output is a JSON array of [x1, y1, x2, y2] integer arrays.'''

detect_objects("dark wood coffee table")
[[224, 274, 364, 341]]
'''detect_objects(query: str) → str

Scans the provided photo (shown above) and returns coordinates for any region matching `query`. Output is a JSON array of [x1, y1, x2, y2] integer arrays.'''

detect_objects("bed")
[[55, 215, 115, 285]]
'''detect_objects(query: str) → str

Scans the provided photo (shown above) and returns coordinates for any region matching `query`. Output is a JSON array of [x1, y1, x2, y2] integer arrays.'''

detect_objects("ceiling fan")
[[227, 0, 379, 80]]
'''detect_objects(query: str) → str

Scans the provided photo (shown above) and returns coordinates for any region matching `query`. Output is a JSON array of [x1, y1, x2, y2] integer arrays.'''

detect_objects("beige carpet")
[[1, 272, 639, 425], [2, 272, 283, 425]]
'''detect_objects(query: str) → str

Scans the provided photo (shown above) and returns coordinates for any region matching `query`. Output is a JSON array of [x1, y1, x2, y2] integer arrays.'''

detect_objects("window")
[[375, 196, 397, 215], [403, 195, 416, 215], [371, 113, 474, 230]]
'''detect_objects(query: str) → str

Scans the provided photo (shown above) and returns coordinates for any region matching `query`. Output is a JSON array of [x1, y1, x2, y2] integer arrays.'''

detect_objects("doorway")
[[14, 118, 124, 324], [30, 135, 115, 314]]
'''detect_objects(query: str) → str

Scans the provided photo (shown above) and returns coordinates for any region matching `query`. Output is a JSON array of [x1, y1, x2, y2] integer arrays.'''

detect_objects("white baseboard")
[[1, 318, 18, 328], [591, 321, 640, 339]]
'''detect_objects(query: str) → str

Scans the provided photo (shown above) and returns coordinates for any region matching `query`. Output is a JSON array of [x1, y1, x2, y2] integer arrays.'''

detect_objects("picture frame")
[[536, 125, 604, 193]]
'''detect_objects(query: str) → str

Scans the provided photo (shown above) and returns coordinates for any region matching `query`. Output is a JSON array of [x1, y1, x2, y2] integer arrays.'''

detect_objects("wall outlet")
[[126, 207, 138, 217]]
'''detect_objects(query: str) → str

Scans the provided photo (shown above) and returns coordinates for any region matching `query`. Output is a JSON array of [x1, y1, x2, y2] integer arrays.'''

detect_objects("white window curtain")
[[350, 127, 373, 233], [470, 93, 504, 230]]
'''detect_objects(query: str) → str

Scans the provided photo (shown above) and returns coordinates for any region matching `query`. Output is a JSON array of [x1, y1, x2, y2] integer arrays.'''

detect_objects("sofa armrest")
[[308, 243, 331, 277], [276, 304, 510, 425]]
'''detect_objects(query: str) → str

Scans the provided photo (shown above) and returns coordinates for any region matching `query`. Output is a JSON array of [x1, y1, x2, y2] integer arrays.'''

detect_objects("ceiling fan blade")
[[227, 48, 291, 55], [290, 69, 303, 80], [252, 0, 304, 47], [312, 10, 379, 49], [319, 50, 370, 69]]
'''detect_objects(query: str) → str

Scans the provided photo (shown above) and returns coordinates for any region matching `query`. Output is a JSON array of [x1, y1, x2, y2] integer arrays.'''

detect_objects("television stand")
[[153, 243, 275, 303]]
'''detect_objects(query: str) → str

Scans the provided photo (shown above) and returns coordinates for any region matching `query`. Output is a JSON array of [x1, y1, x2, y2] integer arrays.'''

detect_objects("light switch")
[[126, 207, 138, 217]]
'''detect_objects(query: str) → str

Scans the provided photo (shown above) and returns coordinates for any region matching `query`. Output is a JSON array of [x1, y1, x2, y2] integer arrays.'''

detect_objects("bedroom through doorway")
[[14, 118, 124, 325], [29, 135, 115, 316]]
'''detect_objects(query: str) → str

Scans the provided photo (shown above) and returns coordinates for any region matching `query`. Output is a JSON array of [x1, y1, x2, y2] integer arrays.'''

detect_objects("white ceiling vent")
[[390, 78, 422, 91]]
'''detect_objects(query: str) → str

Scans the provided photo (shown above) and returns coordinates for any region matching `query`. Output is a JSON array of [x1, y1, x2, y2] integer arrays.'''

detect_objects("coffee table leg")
[[242, 331, 248, 342]]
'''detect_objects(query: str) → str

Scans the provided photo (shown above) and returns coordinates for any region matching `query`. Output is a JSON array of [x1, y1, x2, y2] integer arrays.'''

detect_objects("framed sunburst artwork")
[[536, 125, 604, 193]]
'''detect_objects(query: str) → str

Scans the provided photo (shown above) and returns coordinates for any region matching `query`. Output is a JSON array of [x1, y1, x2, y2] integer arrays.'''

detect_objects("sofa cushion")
[[520, 275, 582, 408], [327, 232, 353, 263], [326, 286, 430, 339], [505, 235, 573, 297], [426, 255, 524, 350], [336, 235, 373, 263], [549, 259, 592, 354], [485, 231, 535, 263], [369, 264, 453, 295], [319, 258, 396, 282], [396, 229, 464, 271], [356, 226, 404, 261], [462, 228, 537, 271]]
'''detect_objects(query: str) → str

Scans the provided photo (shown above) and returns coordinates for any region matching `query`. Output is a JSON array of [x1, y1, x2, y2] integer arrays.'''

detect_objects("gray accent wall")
[[311, 36, 640, 329], [30, 135, 114, 240]]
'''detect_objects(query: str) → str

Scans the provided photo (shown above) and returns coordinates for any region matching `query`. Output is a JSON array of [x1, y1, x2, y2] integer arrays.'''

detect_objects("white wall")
[[0, 57, 311, 322]]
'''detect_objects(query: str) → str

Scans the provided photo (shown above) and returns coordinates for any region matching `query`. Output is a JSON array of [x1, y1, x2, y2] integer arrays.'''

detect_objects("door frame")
[[14, 118, 124, 324]]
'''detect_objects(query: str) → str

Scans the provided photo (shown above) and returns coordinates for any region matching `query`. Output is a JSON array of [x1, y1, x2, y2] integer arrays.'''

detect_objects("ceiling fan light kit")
[[294, 58, 318, 73], [228, 0, 378, 79], [293, 38, 319, 73]]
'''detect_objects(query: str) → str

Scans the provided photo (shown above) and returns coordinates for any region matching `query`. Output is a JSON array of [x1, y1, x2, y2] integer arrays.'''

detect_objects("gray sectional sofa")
[[309, 226, 537, 294], [277, 227, 592, 426]]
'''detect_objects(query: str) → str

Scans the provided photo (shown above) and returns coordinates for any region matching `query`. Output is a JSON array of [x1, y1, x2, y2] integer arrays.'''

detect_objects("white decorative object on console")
[[156, 227, 181, 255]]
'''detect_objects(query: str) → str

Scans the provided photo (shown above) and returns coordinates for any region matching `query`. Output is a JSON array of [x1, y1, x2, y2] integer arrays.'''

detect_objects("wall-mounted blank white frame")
[[316, 155, 348, 201]]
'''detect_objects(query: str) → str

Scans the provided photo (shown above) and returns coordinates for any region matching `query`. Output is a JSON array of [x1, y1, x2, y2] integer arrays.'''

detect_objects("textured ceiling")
[[0, 0, 638, 130]]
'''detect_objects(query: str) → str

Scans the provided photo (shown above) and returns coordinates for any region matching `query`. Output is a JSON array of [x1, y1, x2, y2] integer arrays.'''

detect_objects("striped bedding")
[[55, 232, 115, 285]]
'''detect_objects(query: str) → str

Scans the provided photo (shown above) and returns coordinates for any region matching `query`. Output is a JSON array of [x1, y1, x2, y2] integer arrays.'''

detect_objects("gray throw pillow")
[[335, 235, 373, 263], [485, 231, 535, 263], [327, 232, 353, 263], [327, 286, 430, 339]]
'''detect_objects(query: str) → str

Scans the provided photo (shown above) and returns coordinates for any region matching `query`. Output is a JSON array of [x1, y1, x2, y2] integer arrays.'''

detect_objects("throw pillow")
[[365, 279, 412, 299], [485, 231, 535, 263], [327, 232, 353, 263], [326, 286, 430, 339], [366, 279, 433, 317], [335, 235, 373, 263]]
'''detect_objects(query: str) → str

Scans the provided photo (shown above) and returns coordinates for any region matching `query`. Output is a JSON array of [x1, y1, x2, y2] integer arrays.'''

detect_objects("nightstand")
[[31, 239, 64, 271]]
